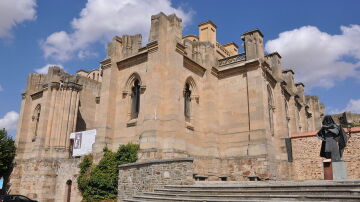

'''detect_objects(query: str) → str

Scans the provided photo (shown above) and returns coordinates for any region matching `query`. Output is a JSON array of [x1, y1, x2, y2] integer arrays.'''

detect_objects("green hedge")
[[78, 143, 139, 201]]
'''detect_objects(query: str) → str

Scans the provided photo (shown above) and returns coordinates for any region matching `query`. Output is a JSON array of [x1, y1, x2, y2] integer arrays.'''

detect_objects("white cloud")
[[0, 85, 3, 92], [265, 25, 360, 89], [328, 99, 360, 114], [0, 0, 37, 38], [35, 64, 64, 74], [41, 0, 192, 61], [0, 111, 19, 131], [343, 99, 360, 113]]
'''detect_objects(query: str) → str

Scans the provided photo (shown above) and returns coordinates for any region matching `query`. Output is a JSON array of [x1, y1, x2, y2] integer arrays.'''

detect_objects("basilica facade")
[[10, 13, 326, 201]]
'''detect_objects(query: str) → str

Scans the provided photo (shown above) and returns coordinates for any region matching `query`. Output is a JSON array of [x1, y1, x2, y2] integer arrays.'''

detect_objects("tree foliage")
[[78, 143, 139, 201], [77, 154, 93, 193], [0, 129, 16, 178]]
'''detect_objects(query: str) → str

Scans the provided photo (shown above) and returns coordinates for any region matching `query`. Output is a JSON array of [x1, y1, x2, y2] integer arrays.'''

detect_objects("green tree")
[[77, 154, 93, 193], [78, 143, 139, 201], [83, 148, 118, 201], [0, 129, 16, 193], [115, 143, 139, 165]]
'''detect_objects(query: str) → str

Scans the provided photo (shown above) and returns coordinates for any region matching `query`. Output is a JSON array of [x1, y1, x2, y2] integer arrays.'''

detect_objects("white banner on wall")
[[70, 129, 96, 157]]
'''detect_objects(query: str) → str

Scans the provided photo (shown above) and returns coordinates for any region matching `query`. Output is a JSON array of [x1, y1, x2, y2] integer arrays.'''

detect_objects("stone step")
[[123, 181, 360, 201], [123, 199, 330, 202], [133, 193, 360, 201], [164, 182, 360, 191], [192, 180, 360, 187], [154, 188, 360, 195]]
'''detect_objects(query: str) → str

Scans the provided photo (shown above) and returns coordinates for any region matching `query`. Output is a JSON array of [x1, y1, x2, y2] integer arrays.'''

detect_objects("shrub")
[[78, 143, 139, 201], [77, 154, 93, 193]]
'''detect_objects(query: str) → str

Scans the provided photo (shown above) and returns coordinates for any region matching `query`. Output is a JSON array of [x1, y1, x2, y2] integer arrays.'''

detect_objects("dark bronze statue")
[[316, 115, 347, 162]]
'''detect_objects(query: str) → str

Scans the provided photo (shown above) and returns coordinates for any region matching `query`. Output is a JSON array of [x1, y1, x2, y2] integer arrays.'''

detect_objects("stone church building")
[[9, 13, 333, 201]]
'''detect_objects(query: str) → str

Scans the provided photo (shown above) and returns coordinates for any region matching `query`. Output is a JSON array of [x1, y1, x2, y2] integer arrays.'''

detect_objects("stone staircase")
[[123, 180, 360, 202]]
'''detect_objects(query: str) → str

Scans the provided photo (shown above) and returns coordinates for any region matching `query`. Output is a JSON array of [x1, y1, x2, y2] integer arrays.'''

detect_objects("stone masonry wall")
[[291, 130, 360, 180], [118, 158, 195, 201], [192, 155, 274, 181], [9, 158, 82, 202]]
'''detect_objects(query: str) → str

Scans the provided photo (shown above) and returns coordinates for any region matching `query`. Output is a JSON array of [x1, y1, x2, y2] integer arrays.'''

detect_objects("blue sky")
[[0, 0, 360, 136]]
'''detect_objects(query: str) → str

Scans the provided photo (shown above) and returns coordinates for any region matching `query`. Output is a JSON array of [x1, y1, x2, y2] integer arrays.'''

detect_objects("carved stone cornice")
[[117, 51, 148, 70], [265, 52, 282, 59], [211, 67, 219, 78], [213, 59, 259, 79], [30, 91, 43, 100], [176, 42, 187, 56], [61, 82, 83, 91], [146, 40, 158, 54], [100, 58, 112, 69], [42, 82, 60, 90], [183, 56, 206, 77]]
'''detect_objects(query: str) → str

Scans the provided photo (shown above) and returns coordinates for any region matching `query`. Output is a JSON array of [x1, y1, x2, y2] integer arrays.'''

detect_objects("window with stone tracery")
[[267, 85, 274, 135], [284, 97, 291, 135], [284, 98, 289, 118], [32, 104, 41, 142], [131, 79, 141, 119], [296, 104, 302, 131], [184, 83, 192, 121]]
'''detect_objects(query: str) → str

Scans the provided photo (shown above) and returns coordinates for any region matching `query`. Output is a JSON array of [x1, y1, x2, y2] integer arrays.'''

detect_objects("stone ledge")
[[291, 127, 360, 139], [119, 157, 194, 169]]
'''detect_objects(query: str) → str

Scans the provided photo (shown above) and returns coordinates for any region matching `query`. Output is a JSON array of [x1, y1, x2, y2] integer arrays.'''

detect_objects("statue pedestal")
[[332, 161, 347, 180]]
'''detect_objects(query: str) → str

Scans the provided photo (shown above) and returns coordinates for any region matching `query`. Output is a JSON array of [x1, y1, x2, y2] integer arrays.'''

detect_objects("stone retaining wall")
[[117, 158, 195, 201], [291, 130, 360, 180], [9, 158, 82, 202]]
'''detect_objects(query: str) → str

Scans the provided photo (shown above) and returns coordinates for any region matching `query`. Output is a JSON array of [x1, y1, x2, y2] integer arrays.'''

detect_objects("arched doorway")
[[66, 179, 72, 202]]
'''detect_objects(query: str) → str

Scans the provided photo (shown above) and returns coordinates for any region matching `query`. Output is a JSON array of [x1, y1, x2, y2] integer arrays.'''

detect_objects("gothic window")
[[284, 97, 291, 135], [284, 98, 289, 118], [66, 180, 72, 202], [184, 83, 192, 120], [296, 104, 302, 131], [131, 79, 141, 119], [32, 104, 41, 141], [267, 85, 274, 135]]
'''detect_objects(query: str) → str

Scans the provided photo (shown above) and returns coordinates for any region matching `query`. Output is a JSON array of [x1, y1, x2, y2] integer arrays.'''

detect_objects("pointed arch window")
[[267, 85, 274, 135], [32, 104, 41, 141], [124, 73, 145, 127], [296, 103, 302, 131], [184, 83, 192, 120], [284, 98, 289, 118], [131, 79, 141, 119]]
